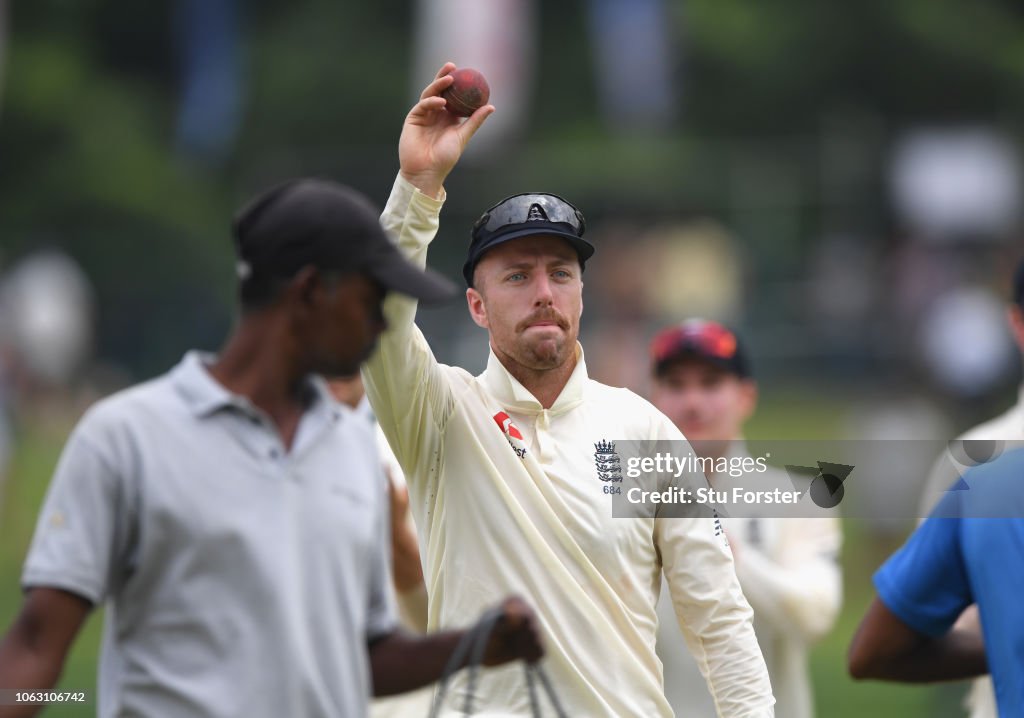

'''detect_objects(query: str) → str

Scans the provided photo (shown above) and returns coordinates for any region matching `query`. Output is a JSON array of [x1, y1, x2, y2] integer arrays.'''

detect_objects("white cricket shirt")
[[363, 176, 774, 717]]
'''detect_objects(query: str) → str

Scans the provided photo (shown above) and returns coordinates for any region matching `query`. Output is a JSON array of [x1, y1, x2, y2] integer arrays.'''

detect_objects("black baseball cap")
[[463, 192, 595, 286], [650, 319, 752, 379], [233, 178, 455, 303]]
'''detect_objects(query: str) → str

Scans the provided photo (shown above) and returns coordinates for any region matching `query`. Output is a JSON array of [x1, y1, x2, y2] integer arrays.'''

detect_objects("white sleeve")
[[652, 418, 775, 717], [733, 517, 843, 644], [362, 175, 456, 500]]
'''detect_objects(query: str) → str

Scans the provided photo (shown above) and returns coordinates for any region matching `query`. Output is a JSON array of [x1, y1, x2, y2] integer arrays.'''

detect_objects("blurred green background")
[[2, 0, 1023, 377], [3, 0, 1024, 715]]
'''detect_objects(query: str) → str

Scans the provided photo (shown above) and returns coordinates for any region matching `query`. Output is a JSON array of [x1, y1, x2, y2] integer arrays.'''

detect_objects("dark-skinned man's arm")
[[848, 597, 987, 682], [0, 588, 93, 718], [369, 596, 543, 697], [849, 509, 989, 685]]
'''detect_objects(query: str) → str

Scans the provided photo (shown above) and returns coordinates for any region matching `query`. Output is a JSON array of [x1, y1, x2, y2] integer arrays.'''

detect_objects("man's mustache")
[[517, 309, 569, 332]]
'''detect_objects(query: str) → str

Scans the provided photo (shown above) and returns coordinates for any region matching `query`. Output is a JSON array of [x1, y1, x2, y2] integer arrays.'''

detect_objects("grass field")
[[0, 389, 967, 716]]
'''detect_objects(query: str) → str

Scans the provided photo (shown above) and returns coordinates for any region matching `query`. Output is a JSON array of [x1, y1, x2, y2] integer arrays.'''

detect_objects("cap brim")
[[368, 244, 457, 304], [463, 226, 595, 285], [479, 227, 594, 263], [654, 351, 748, 379]]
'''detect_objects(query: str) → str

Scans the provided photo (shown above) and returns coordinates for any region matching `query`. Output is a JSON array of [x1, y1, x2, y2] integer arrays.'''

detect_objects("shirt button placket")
[[537, 410, 551, 463]]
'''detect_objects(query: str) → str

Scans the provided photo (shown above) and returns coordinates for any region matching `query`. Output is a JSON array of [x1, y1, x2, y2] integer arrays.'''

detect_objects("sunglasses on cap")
[[463, 192, 595, 286], [650, 320, 750, 377], [472, 193, 587, 238]]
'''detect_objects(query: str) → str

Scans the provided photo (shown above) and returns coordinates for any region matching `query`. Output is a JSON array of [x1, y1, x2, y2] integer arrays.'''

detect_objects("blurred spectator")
[[413, 0, 679, 144], [174, 0, 245, 164], [917, 286, 1016, 401], [841, 396, 950, 537], [413, 0, 535, 150], [581, 221, 662, 390], [648, 319, 842, 718], [646, 219, 743, 324], [884, 240, 963, 345], [584, 218, 743, 392], [585, 0, 679, 134], [880, 237, 1012, 403], [806, 233, 876, 354], [0, 251, 95, 390], [890, 129, 1021, 243]]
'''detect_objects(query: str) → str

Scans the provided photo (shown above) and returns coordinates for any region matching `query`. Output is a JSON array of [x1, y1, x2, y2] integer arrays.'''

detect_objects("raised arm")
[[397, 62, 495, 201], [362, 63, 494, 485]]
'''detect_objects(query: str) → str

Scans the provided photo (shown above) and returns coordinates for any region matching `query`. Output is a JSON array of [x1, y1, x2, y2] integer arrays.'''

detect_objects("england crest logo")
[[594, 440, 623, 482]]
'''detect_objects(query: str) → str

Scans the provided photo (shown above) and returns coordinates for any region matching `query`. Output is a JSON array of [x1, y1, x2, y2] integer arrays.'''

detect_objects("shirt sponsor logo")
[[493, 411, 528, 459], [594, 440, 623, 483]]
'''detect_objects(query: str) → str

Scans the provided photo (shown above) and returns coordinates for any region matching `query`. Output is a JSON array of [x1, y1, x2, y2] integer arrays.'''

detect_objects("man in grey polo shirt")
[[0, 178, 543, 718]]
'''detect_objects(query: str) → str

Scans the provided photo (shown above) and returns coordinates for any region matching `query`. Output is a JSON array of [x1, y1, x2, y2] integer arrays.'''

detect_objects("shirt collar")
[[480, 342, 588, 416], [171, 350, 333, 419], [171, 351, 239, 417]]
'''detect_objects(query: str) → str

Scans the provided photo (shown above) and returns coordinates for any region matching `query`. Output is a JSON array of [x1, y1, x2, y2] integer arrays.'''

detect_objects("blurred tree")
[[1, 0, 1023, 377], [682, 0, 1024, 131]]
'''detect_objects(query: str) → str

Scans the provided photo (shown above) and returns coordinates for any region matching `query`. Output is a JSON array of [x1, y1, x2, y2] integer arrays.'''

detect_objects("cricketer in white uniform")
[[916, 260, 1024, 718], [363, 65, 774, 717], [647, 320, 842, 718]]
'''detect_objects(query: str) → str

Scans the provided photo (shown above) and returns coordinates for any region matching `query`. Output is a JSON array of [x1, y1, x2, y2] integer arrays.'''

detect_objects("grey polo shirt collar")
[[170, 351, 342, 458], [171, 350, 334, 415], [171, 351, 247, 417]]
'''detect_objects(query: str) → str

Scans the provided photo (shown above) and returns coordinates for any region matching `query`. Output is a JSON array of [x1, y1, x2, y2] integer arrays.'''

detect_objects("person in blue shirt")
[[848, 444, 1024, 717]]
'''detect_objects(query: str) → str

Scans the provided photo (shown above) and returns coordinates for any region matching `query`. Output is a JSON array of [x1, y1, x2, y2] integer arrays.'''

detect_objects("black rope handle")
[[461, 608, 504, 714], [426, 606, 569, 717], [427, 619, 484, 718], [525, 662, 569, 718]]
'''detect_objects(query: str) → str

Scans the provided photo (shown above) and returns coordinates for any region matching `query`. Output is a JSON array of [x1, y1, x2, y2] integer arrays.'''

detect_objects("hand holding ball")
[[441, 68, 490, 117]]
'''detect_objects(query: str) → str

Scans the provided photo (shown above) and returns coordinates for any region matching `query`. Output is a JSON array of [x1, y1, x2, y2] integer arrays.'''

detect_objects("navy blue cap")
[[463, 192, 594, 286]]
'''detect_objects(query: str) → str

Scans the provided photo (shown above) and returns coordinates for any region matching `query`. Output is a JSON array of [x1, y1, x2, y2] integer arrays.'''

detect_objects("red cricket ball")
[[441, 68, 490, 118]]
